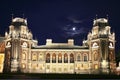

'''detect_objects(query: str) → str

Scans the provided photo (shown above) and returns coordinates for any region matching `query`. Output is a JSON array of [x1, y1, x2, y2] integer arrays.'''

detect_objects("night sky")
[[0, 0, 120, 52]]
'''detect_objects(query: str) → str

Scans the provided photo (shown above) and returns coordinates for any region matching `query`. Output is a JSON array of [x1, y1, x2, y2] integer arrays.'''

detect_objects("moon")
[[72, 27, 76, 31]]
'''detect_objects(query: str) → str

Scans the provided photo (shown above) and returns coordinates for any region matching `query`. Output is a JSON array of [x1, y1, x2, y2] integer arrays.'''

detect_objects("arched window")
[[46, 53, 50, 63], [7, 51, 10, 60], [109, 52, 113, 61], [70, 53, 74, 63], [77, 54, 80, 61], [22, 52, 26, 60], [39, 53, 43, 61], [58, 53, 62, 63], [52, 53, 56, 63], [32, 53, 37, 61], [84, 54, 87, 62], [92, 42, 99, 48], [64, 53, 68, 63]]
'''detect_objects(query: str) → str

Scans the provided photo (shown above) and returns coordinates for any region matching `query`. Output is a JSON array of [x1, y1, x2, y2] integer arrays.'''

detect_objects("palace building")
[[2, 17, 116, 74]]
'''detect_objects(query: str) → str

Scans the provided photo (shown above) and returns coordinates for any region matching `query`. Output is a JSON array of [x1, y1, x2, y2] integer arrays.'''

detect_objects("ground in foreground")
[[0, 73, 120, 79]]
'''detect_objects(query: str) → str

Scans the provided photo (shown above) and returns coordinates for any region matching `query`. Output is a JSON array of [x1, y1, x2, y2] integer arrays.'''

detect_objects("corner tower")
[[87, 18, 116, 73], [4, 18, 33, 72]]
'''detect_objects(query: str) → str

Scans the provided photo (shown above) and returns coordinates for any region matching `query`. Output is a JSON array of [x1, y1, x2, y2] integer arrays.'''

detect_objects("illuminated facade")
[[3, 17, 116, 74], [0, 37, 5, 73]]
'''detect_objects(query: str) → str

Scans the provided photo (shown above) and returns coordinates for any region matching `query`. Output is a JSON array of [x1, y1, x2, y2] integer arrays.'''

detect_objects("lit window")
[[0, 54, 4, 64], [58, 53, 62, 63], [46, 53, 50, 63], [70, 53, 74, 63], [94, 52, 98, 61], [94, 64, 98, 69], [32, 53, 37, 61], [52, 53, 56, 63], [39, 53, 43, 61], [22, 52, 26, 60], [64, 53, 68, 63], [21, 64, 26, 69]]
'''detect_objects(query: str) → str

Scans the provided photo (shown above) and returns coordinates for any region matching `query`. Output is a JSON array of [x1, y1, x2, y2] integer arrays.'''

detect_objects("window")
[[94, 52, 98, 61], [32, 53, 37, 61], [64, 53, 68, 63], [64, 68, 67, 72], [22, 52, 26, 60], [46, 53, 50, 63], [70, 53, 74, 63], [47, 65, 50, 69], [52, 53, 56, 63], [39, 53, 43, 61], [0, 54, 4, 64], [92, 42, 99, 48], [84, 54, 87, 62], [109, 52, 113, 60], [70, 66, 73, 70], [22, 42, 28, 48], [21, 63, 26, 69], [58, 53, 62, 63], [77, 54, 80, 61]]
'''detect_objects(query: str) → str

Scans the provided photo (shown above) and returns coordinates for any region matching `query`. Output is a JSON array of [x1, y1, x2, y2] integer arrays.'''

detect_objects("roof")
[[32, 44, 89, 49]]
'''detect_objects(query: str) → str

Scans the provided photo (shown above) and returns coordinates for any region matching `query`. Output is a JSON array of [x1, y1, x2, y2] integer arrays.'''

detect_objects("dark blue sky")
[[0, 0, 120, 52]]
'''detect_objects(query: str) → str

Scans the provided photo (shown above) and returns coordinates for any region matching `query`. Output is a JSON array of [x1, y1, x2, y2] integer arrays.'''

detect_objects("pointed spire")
[[106, 14, 109, 20], [11, 13, 14, 21], [22, 14, 25, 19], [95, 14, 98, 26], [95, 14, 98, 20]]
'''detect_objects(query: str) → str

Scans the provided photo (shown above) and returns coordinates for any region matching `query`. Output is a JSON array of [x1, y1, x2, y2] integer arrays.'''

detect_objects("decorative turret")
[[87, 17, 116, 74], [91, 18, 111, 39], [5, 17, 33, 39], [4, 17, 34, 73]]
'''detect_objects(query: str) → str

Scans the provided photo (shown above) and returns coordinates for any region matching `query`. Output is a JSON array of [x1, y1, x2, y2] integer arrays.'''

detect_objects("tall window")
[[46, 53, 50, 63], [52, 53, 56, 63], [70, 53, 74, 63], [77, 54, 80, 61], [39, 53, 43, 61], [32, 53, 37, 61], [64, 53, 68, 63], [22, 52, 26, 60], [109, 52, 113, 61], [94, 52, 98, 61], [58, 53, 62, 63], [84, 54, 87, 61]]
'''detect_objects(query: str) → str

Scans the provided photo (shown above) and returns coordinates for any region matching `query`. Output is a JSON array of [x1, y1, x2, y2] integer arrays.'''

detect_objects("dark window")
[[77, 54, 80, 61], [84, 55, 87, 61], [46, 53, 50, 63], [70, 53, 74, 63], [64, 53, 68, 63]]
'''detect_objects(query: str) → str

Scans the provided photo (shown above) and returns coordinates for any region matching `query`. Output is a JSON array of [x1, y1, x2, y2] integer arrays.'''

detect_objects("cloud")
[[67, 16, 83, 23], [62, 25, 88, 38]]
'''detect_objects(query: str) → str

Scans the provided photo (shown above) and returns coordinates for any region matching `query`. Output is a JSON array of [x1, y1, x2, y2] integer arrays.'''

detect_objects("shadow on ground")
[[0, 73, 120, 79]]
